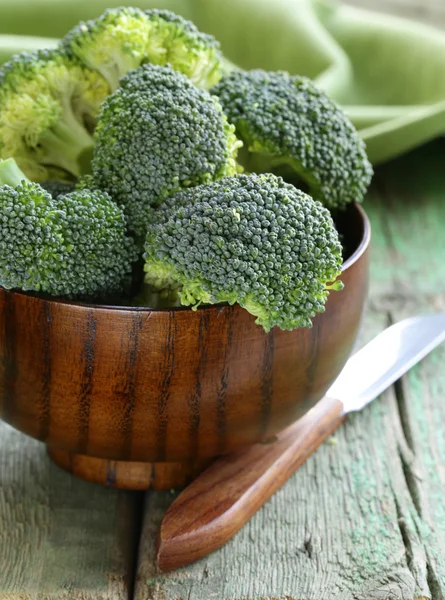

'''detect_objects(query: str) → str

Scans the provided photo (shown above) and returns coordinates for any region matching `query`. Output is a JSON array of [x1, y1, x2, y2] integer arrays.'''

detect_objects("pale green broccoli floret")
[[212, 70, 373, 209], [92, 64, 242, 237], [143, 9, 222, 88], [0, 49, 109, 182], [62, 6, 222, 91], [143, 173, 343, 332], [0, 158, 137, 298]]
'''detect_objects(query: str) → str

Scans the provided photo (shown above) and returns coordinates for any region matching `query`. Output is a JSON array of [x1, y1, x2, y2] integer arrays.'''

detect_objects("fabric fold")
[[0, 0, 444, 164]]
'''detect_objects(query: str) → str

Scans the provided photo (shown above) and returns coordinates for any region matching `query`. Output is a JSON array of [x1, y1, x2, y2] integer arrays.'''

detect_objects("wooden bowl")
[[0, 203, 370, 490]]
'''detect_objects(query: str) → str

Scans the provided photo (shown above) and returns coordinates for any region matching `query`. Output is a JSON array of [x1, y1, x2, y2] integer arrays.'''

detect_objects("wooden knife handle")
[[157, 395, 346, 572]]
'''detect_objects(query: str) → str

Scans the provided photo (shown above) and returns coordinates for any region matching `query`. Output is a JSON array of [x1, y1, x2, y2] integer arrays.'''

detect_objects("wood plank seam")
[[376, 168, 445, 599]]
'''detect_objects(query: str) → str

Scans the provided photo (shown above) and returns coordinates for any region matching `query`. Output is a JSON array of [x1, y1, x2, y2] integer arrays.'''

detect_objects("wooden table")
[[2, 141, 445, 600], [2, 8, 445, 600]]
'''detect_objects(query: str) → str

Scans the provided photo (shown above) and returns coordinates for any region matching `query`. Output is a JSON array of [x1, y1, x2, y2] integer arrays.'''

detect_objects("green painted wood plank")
[[368, 143, 445, 594], [365, 141, 445, 302], [134, 142, 445, 600], [0, 423, 141, 600], [393, 321, 445, 594]]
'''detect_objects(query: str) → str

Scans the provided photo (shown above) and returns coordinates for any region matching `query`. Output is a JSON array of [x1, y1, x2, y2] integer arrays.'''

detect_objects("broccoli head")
[[0, 158, 137, 298], [92, 64, 242, 237], [143, 9, 222, 89], [143, 173, 343, 332], [62, 7, 222, 92], [40, 180, 76, 198], [0, 49, 109, 182], [212, 70, 373, 210]]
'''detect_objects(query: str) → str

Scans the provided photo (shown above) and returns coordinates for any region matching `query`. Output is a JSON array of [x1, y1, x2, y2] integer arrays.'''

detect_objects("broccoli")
[[0, 49, 109, 182], [143, 173, 343, 332], [92, 64, 242, 237], [74, 173, 97, 191], [62, 7, 222, 92], [40, 180, 76, 198], [131, 282, 181, 309], [0, 158, 138, 298], [143, 9, 222, 89], [212, 70, 373, 210]]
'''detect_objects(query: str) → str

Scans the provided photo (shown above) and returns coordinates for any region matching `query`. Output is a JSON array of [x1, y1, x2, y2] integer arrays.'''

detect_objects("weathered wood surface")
[[0, 421, 142, 599], [133, 141, 445, 600], [345, 0, 445, 28]]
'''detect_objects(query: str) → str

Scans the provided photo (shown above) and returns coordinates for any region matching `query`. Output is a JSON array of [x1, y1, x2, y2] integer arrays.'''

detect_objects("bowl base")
[[47, 447, 211, 490]]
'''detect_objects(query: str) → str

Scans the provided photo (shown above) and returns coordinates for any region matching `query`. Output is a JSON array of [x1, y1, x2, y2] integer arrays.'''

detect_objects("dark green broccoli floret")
[[212, 70, 373, 209], [74, 174, 98, 191], [143, 173, 343, 332], [40, 180, 76, 198], [0, 49, 109, 182], [131, 281, 181, 309], [92, 64, 242, 237], [62, 6, 222, 92], [0, 158, 137, 298], [145, 9, 199, 34]]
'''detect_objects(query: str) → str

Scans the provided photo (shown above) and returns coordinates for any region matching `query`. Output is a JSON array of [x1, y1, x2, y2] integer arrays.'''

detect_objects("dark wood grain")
[[37, 300, 52, 441], [0, 203, 370, 490], [47, 448, 212, 491], [77, 311, 97, 454], [0, 291, 17, 423], [156, 395, 346, 572]]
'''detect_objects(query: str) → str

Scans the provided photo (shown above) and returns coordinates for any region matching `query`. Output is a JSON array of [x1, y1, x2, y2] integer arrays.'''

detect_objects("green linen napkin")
[[0, 0, 444, 164]]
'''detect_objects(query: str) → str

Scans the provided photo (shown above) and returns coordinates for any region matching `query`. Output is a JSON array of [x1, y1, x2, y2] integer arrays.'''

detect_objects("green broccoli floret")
[[92, 64, 242, 237], [131, 282, 181, 309], [62, 7, 222, 92], [74, 173, 97, 192], [212, 70, 373, 210], [143, 173, 343, 332], [0, 158, 137, 298], [40, 180, 76, 198], [0, 49, 109, 182], [144, 9, 222, 89]]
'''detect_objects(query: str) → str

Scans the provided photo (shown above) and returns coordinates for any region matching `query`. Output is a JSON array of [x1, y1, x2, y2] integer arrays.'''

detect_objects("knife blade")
[[330, 313, 445, 413], [156, 313, 445, 572]]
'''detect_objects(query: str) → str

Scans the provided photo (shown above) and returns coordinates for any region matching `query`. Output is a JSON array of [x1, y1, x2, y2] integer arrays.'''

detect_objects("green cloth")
[[1, 0, 445, 164]]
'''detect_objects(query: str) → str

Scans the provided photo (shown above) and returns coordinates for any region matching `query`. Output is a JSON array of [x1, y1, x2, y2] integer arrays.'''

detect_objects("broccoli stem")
[[98, 53, 145, 92], [40, 106, 94, 178], [0, 158, 30, 187]]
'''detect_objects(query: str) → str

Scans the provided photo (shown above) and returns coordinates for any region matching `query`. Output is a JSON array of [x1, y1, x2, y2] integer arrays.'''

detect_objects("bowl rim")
[[340, 203, 370, 272], [1, 202, 371, 313]]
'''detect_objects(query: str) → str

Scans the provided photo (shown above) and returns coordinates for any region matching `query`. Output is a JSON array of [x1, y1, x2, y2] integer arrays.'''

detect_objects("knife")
[[156, 313, 445, 572]]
